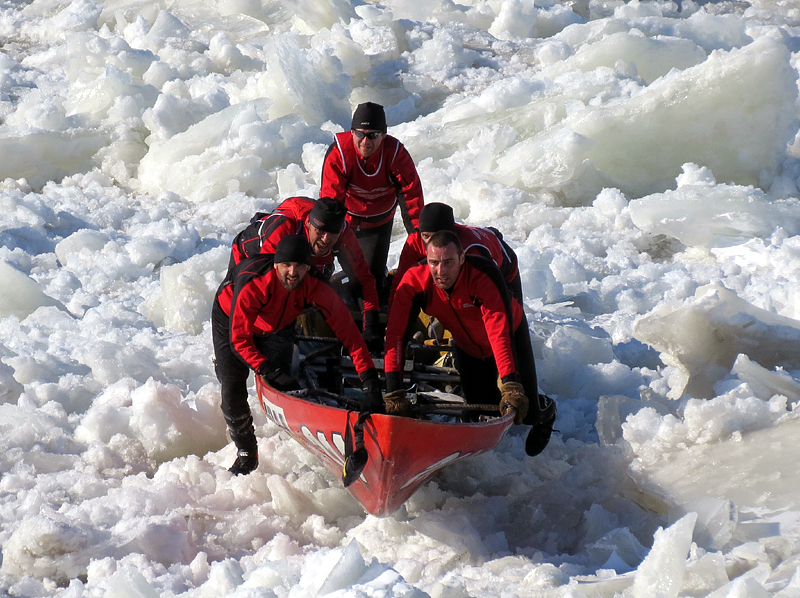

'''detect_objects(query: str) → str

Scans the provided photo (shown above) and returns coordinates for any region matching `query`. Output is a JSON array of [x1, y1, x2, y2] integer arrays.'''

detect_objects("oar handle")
[[293, 389, 503, 416]]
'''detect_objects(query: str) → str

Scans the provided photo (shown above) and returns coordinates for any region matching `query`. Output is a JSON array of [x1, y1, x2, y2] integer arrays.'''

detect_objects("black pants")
[[211, 301, 295, 420], [353, 219, 393, 302], [453, 318, 540, 425]]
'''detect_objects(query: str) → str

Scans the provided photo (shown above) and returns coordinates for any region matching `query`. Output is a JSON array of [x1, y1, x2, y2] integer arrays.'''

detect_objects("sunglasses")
[[352, 130, 383, 140]]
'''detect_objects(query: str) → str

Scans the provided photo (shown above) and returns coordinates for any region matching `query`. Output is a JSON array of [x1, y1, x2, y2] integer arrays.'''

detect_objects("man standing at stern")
[[320, 102, 424, 301]]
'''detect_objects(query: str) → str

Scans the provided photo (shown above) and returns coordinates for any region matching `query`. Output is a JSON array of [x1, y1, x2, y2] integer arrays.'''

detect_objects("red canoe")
[[256, 375, 514, 516]]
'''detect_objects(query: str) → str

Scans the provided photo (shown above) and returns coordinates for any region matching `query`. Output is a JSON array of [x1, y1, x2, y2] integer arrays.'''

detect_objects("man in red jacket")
[[212, 235, 382, 475], [228, 196, 382, 348], [388, 202, 519, 307], [384, 230, 556, 457], [320, 102, 424, 301]]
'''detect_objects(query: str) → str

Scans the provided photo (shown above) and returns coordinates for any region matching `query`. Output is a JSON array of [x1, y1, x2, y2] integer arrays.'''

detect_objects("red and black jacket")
[[216, 254, 375, 377], [320, 132, 423, 232], [384, 255, 523, 380], [389, 223, 519, 306], [227, 197, 380, 314]]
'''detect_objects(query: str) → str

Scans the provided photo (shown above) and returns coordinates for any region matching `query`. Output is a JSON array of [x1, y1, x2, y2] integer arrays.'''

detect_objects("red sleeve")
[[384, 266, 424, 374], [320, 142, 348, 201], [338, 227, 380, 313], [229, 276, 273, 373], [388, 233, 425, 308], [390, 144, 424, 230], [474, 272, 517, 379], [311, 280, 375, 375]]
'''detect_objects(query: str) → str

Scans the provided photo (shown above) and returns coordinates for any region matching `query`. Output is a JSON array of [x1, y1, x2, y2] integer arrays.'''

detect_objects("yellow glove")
[[384, 389, 412, 417], [499, 381, 528, 424]]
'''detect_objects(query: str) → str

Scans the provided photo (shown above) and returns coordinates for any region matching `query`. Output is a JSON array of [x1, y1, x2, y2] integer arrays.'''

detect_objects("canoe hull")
[[256, 377, 514, 516]]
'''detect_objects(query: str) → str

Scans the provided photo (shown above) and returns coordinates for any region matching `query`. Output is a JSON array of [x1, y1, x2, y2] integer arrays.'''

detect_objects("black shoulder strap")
[[234, 213, 291, 260], [230, 253, 275, 288], [464, 254, 512, 309]]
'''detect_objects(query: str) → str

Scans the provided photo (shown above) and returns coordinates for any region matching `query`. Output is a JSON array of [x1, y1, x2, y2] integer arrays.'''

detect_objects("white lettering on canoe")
[[261, 397, 288, 430], [300, 425, 346, 467], [399, 450, 478, 491]]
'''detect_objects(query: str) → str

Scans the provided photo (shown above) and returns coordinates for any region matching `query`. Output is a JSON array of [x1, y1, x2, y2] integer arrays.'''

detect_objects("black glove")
[[259, 363, 300, 391], [362, 310, 383, 353], [359, 368, 383, 413]]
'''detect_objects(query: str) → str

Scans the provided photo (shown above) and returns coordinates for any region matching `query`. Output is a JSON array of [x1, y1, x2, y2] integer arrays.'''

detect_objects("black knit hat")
[[351, 102, 387, 132], [308, 197, 346, 233], [419, 203, 455, 233], [274, 234, 312, 265]]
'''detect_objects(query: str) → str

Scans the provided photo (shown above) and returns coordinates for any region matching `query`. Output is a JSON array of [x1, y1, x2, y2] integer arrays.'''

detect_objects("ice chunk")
[[629, 416, 800, 511], [0, 260, 64, 319], [671, 497, 738, 550], [569, 36, 798, 196], [136, 101, 330, 203], [633, 284, 800, 398], [142, 245, 228, 334], [267, 475, 316, 524], [588, 527, 648, 571], [629, 165, 800, 249], [630, 512, 697, 598], [0, 361, 23, 403], [0, 131, 106, 189], [703, 562, 771, 598], [129, 379, 227, 461], [597, 394, 673, 445], [715, 355, 800, 404], [316, 541, 369, 596], [54, 229, 109, 267], [1, 515, 92, 580], [106, 567, 160, 598], [544, 31, 706, 85]]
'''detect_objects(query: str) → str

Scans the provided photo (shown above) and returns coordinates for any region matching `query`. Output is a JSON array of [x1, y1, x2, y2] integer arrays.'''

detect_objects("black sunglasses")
[[352, 130, 383, 140]]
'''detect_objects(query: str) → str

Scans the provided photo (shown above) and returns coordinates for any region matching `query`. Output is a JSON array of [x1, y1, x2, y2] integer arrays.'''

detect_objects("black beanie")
[[308, 197, 346, 233], [351, 102, 387, 132], [419, 203, 455, 233], [274, 234, 312, 265]]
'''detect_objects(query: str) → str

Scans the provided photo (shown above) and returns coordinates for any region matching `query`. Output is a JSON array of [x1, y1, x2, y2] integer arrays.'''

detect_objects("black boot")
[[229, 450, 259, 476], [525, 395, 557, 457], [225, 413, 259, 475]]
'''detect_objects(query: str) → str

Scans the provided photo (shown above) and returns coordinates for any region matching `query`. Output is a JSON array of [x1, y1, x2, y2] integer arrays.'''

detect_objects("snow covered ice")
[[2, 0, 800, 595]]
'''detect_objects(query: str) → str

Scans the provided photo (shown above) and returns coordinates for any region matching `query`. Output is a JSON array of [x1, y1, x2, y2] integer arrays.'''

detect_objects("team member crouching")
[[383, 230, 556, 456], [227, 196, 382, 350], [212, 235, 382, 475]]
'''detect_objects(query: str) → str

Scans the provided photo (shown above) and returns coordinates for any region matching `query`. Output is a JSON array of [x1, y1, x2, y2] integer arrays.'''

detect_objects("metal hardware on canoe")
[[291, 387, 365, 411], [301, 344, 342, 362], [412, 403, 501, 414], [295, 335, 344, 344]]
